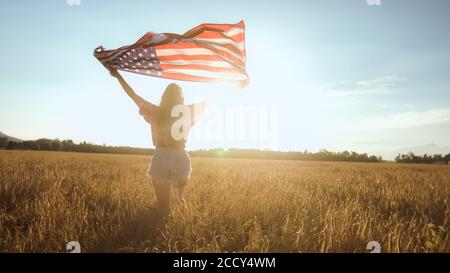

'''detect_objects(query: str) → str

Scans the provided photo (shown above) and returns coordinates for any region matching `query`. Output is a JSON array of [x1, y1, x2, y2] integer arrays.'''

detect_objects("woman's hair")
[[158, 83, 184, 127]]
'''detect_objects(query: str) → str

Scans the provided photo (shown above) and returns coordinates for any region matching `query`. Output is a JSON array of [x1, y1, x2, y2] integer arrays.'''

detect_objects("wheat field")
[[0, 150, 449, 253]]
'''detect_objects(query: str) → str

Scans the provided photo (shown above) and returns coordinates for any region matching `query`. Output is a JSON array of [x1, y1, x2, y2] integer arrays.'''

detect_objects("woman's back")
[[139, 102, 206, 149]]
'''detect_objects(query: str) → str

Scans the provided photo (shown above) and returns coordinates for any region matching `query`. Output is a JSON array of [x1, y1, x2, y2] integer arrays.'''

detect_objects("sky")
[[1, 0, 450, 159]]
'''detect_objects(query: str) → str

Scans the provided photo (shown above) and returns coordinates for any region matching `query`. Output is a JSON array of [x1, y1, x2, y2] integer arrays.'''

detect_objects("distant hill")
[[0, 131, 23, 142]]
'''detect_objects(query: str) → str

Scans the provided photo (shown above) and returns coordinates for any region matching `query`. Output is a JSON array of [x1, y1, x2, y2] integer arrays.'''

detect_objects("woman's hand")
[[109, 68, 120, 78]]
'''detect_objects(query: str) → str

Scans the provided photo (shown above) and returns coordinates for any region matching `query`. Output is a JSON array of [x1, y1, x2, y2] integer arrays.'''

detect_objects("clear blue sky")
[[1, 0, 450, 158]]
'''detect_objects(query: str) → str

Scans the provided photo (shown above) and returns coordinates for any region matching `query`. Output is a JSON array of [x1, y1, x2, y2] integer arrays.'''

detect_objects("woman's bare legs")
[[174, 179, 188, 207], [152, 179, 187, 218], [152, 179, 171, 218]]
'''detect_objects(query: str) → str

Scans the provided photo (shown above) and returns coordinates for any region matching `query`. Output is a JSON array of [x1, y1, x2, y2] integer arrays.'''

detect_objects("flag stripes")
[[94, 21, 248, 85]]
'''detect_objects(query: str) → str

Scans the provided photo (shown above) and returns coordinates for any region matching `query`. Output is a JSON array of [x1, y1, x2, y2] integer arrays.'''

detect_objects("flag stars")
[[109, 47, 161, 76]]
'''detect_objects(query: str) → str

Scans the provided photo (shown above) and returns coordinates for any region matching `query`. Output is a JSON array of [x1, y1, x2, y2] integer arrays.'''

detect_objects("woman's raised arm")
[[110, 69, 155, 109]]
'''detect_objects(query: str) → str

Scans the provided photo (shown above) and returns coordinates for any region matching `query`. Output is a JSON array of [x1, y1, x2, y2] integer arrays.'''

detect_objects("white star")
[[151, 53, 155, 58], [157, 71, 162, 76]]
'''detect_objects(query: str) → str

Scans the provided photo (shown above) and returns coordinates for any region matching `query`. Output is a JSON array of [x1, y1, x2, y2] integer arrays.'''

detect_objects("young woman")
[[110, 69, 207, 217]]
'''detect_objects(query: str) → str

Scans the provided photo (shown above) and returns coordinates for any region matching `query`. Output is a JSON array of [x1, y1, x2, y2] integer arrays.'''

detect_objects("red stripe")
[[175, 38, 245, 57], [159, 53, 244, 71], [160, 63, 241, 74], [197, 44, 245, 67], [156, 42, 245, 67], [195, 31, 245, 43], [158, 54, 227, 62], [155, 42, 244, 56], [162, 71, 243, 83], [155, 42, 203, 50], [219, 43, 246, 56], [163, 71, 220, 83]]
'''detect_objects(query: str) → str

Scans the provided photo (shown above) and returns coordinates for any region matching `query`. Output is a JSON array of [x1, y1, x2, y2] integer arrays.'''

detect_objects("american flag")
[[94, 21, 248, 86]]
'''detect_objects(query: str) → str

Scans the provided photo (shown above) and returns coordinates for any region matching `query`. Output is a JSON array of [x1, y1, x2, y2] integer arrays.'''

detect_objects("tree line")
[[0, 138, 152, 155], [0, 137, 386, 163], [3, 137, 447, 164], [190, 148, 382, 162], [395, 152, 450, 164]]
